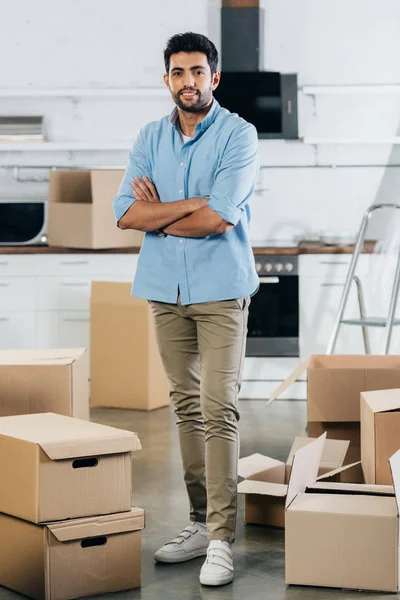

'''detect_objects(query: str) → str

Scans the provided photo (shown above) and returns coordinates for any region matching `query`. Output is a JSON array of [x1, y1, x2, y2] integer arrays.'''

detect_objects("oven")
[[246, 254, 299, 357]]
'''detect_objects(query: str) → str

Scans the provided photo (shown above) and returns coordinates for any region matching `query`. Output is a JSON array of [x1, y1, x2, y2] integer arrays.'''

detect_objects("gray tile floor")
[[0, 401, 392, 599]]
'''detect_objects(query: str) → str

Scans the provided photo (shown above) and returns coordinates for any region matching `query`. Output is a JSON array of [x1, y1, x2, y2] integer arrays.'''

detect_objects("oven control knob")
[[255, 262, 263, 273], [275, 263, 283, 272], [285, 263, 294, 273], [265, 263, 273, 273]]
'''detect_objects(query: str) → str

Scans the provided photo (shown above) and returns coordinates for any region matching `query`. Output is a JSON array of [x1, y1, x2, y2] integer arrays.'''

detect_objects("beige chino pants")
[[149, 296, 249, 543]]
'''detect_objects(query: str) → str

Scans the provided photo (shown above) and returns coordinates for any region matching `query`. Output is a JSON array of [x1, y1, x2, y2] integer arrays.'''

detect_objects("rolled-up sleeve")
[[113, 129, 151, 226], [207, 122, 259, 226]]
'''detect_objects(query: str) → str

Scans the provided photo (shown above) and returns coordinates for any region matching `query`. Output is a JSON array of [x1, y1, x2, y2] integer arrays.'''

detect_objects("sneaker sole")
[[154, 547, 208, 564], [200, 572, 234, 587]]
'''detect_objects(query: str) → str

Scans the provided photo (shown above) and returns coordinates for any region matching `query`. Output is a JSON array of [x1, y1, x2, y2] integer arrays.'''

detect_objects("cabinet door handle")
[[0, 283, 10, 287], [0, 261, 9, 266], [320, 283, 345, 287], [259, 277, 280, 284], [59, 283, 89, 287], [0, 318, 9, 322], [60, 261, 90, 266], [63, 318, 90, 322]]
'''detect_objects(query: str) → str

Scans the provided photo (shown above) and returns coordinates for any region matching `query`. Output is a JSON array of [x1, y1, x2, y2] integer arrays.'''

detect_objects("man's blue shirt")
[[113, 99, 259, 305]]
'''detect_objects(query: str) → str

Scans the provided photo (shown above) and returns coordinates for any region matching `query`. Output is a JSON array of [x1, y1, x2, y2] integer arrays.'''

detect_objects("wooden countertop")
[[0, 241, 375, 255]]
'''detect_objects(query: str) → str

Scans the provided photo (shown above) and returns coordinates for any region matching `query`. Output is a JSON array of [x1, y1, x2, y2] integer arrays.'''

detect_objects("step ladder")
[[326, 203, 400, 355]]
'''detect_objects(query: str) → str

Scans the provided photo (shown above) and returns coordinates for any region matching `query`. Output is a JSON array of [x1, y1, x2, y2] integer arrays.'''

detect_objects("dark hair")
[[164, 32, 218, 75]]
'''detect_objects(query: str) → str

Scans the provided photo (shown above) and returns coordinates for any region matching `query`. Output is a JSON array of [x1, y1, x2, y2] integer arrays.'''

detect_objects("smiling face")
[[164, 51, 220, 113]]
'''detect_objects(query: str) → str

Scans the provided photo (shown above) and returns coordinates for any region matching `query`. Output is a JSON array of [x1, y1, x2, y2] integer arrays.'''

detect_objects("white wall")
[[1, 0, 400, 241]]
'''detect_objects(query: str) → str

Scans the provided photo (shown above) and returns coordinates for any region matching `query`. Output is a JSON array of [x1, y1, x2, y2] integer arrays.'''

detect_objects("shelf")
[[301, 84, 400, 95], [0, 142, 131, 152], [0, 88, 168, 98], [303, 137, 400, 145]]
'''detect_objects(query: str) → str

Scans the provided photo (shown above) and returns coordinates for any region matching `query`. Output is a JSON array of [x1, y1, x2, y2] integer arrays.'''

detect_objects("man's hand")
[[130, 176, 160, 203]]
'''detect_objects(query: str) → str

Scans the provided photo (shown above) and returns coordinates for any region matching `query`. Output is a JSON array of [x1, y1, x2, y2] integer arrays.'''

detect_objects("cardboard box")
[[268, 355, 400, 472], [237, 436, 349, 527], [48, 169, 144, 249], [90, 281, 170, 410], [0, 507, 144, 600], [285, 435, 400, 592], [0, 348, 89, 420], [361, 388, 400, 485], [0, 412, 141, 523]]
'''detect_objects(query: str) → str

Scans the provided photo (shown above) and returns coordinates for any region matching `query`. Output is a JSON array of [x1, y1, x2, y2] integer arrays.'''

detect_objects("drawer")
[[0, 255, 36, 276], [37, 311, 90, 351], [0, 277, 36, 310], [35, 254, 138, 277], [299, 254, 370, 278], [36, 275, 134, 311], [239, 380, 306, 400], [242, 357, 304, 381], [0, 312, 36, 349], [36, 278, 92, 311]]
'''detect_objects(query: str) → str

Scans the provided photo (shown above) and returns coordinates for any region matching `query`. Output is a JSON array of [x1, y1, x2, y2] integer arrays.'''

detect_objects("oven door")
[[246, 275, 299, 357]]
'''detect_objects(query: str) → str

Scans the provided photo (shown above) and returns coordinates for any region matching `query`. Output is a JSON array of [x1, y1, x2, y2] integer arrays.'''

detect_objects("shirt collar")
[[169, 98, 220, 134]]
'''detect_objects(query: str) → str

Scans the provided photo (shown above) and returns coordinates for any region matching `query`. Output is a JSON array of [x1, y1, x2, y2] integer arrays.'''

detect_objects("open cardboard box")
[[0, 412, 141, 523], [285, 434, 400, 592], [48, 169, 144, 249], [361, 388, 400, 485], [0, 507, 145, 600], [238, 436, 349, 527], [267, 355, 400, 480], [0, 348, 89, 420]]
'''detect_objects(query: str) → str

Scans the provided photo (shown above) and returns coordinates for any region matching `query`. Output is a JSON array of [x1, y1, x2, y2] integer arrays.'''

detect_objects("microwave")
[[0, 201, 47, 245]]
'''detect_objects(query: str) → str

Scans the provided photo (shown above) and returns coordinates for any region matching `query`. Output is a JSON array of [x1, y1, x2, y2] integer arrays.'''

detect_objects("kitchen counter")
[[0, 241, 375, 255]]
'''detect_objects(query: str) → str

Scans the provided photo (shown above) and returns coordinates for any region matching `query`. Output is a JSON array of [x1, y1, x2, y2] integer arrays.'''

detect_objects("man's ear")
[[212, 71, 221, 92], [163, 74, 170, 89]]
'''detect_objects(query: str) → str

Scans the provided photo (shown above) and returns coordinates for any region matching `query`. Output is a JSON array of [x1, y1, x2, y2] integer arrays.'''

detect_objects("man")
[[113, 32, 259, 587]]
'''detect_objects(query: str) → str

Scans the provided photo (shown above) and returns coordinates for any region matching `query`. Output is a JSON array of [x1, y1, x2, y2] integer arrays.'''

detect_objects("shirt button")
[[179, 189, 183, 194], [180, 239, 184, 244], [180, 162, 184, 167]]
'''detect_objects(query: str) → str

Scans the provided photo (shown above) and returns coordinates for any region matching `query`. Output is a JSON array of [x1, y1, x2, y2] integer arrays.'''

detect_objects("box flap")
[[0, 348, 86, 366], [307, 481, 395, 495], [0, 413, 141, 459], [237, 480, 288, 497], [285, 433, 326, 509], [238, 453, 285, 482], [47, 507, 145, 541], [287, 437, 349, 470], [362, 389, 400, 415], [317, 461, 361, 482], [266, 357, 310, 406], [389, 449, 400, 513]]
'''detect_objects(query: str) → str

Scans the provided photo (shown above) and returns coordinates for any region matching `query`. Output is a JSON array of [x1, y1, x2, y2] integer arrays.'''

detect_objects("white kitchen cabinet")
[[37, 311, 90, 351], [0, 312, 36, 349], [0, 277, 36, 311]]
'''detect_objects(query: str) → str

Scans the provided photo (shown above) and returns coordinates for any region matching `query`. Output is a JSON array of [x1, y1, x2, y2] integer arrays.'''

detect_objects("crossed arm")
[[118, 176, 233, 238]]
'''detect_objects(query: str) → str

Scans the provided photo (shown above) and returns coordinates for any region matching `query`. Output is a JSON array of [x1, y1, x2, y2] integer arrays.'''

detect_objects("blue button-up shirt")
[[113, 99, 259, 305]]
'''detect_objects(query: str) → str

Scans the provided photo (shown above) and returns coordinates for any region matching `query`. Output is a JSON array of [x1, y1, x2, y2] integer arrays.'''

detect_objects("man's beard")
[[172, 85, 213, 113]]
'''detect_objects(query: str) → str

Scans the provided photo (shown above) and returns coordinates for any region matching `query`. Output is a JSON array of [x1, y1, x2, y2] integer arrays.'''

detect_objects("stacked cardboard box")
[[90, 281, 170, 410], [0, 348, 89, 419], [0, 412, 144, 600], [285, 433, 400, 593], [268, 355, 400, 482]]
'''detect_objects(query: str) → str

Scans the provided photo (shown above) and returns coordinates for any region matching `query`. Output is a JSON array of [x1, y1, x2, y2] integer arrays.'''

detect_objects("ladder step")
[[341, 317, 400, 327]]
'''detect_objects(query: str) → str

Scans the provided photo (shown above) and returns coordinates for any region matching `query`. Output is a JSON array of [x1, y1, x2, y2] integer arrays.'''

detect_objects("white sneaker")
[[200, 540, 234, 586], [154, 523, 209, 563]]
